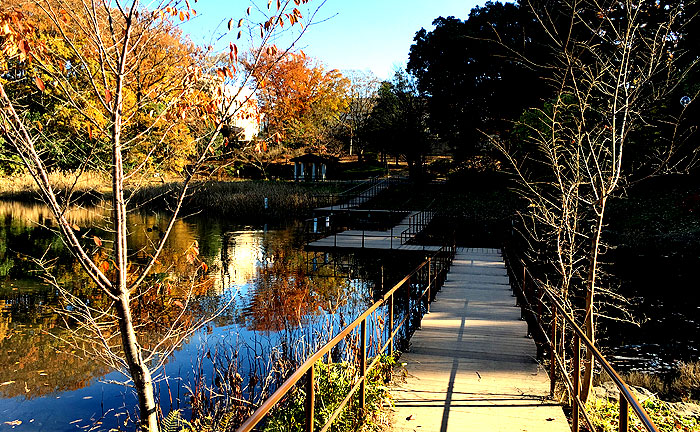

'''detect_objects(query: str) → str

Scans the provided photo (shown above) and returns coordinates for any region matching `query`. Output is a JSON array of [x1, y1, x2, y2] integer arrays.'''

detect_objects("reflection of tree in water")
[[241, 241, 362, 333], [0, 293, 111, 399], [0, 202, 215, 399]]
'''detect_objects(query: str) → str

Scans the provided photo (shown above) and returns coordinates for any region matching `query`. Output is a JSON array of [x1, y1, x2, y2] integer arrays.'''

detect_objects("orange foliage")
[[245, 50, 349, 148]]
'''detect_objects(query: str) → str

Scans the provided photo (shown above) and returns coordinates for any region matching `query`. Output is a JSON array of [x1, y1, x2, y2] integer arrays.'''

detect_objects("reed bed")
[[0, 171, 109, 201], [129, 180, 345, 221], [1, 170, 345, 221]]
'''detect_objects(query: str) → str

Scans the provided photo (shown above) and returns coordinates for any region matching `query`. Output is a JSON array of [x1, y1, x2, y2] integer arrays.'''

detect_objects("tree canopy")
[[407, 2, 550, 159], [245, 50, 350, 151]]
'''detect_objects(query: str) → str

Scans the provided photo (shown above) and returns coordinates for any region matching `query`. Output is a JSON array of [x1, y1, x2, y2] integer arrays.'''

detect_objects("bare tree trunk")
[[116, 294, 159, 431], [111, 30, 158, 429], [580, 196, 607, 403]]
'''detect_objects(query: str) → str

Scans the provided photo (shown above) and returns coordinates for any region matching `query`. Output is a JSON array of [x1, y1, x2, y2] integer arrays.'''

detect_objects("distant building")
[[290, 153, 338, 181], [221, 85, 262, 142]]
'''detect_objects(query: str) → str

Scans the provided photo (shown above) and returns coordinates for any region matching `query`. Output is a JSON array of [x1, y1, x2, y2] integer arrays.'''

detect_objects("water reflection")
[[0, 200, 374, 431]]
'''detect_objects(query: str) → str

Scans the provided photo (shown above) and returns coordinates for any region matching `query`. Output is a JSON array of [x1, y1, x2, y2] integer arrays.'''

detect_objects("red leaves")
[[35, 75, 45, 91], [99, 261, 110, 273], [230, 42, 238, 62], [105, 88, 112, 105], [93, 236, 102, 247]]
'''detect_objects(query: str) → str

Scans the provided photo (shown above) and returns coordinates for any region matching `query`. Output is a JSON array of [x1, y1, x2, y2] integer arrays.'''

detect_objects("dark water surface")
[[0, 201, 381, 431]]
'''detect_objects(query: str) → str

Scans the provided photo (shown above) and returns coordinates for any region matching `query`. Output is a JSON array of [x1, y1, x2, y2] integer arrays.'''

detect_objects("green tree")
[[407, 2, 550, 160], [363, 70, 431, 180]]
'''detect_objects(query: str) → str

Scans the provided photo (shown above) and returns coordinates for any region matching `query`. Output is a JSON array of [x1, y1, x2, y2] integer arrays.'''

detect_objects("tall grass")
[[615, 361, 700, 402], [129, 180, 344, 221], [0, 170, 108, 201], [1, 171, 345, 222]]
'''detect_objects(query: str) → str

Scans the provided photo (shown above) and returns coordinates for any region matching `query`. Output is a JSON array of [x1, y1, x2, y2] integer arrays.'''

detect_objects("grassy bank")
[[0, 171, 109, 203], [587, 393, 699, 432]]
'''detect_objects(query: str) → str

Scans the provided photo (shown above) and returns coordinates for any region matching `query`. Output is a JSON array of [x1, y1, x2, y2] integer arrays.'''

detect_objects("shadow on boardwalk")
[[389, 248, 570, 432]]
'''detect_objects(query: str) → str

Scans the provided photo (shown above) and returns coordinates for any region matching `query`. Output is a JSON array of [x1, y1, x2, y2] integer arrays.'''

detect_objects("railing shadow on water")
[[502, 247, 660, 432], [235, 243, 457, 432]]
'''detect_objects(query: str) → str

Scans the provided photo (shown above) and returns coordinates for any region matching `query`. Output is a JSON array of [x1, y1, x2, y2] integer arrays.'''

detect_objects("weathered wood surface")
[[390, 248, 569, 432], [306, 211, 438, 252]]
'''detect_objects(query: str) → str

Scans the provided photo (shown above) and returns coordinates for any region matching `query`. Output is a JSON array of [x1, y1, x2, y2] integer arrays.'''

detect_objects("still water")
[[0, 201, 381, 431]]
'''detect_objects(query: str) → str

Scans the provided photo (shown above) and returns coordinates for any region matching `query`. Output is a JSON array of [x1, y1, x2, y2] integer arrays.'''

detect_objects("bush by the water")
[[263, 355, 395, 432]]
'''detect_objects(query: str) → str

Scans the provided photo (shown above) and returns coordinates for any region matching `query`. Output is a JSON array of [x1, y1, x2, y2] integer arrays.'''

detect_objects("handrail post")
[[388, 293, 394, 356], [550, 309, 557, 397], [405, 276, 411, 343], [619, 395, 629, 432], [573, 335, 580, 432], [427, 258, 432, 313], [362, 229, 365, 248], [360, 318, 367, 415], [305, 366, 315, 432]]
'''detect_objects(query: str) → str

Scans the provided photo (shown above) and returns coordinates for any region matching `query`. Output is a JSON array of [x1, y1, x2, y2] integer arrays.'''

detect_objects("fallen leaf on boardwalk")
[[4, 420, 21, 426], [0, 381, 15, 386], [476, 371, 482, 380], [406, 415, 414, 420], [546, 418, 555, 421]]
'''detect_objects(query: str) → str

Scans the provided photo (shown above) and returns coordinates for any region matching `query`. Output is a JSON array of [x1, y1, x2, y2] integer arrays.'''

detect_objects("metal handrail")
[[236, 243, 456, 432], [503, 249, 659, 432], [314, 176, 396, 211]]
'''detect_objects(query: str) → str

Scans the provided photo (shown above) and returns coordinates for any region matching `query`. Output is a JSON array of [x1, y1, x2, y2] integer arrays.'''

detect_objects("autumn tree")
[[0, 0, 318, 430], [245, 49, 349, 151]]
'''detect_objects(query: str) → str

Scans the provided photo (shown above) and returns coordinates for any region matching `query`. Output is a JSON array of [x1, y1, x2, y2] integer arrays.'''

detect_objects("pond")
[[0, 201, 394, 431]]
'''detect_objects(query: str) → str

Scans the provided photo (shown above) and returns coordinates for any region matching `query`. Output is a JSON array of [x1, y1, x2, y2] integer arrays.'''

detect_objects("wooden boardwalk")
[[306, 211, 438, 252], [390, 248, 569, 432]]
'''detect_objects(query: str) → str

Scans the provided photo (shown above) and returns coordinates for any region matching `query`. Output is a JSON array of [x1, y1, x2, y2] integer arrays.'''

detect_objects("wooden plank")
[[390, 248, 569, 432]]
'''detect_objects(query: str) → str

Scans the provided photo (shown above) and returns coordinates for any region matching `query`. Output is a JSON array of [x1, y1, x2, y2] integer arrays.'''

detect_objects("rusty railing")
[[503, 249, 659, 432], [236, 244, 456, 432]]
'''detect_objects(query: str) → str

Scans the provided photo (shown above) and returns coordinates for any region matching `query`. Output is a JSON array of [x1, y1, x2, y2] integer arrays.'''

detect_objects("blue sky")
[[179, 0, 480, 80]]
